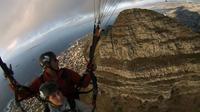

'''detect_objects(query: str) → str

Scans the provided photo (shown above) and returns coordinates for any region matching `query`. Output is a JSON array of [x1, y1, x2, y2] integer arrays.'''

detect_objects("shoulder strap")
[[67, 98, 76, 112], [60, 68, 69, 80], [43, 103, 50, 112], [40, 75, 45, 83], [38, 70, 46, 83]]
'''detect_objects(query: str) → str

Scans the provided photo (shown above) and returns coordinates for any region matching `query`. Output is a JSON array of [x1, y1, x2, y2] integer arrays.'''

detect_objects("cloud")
[[0, 0, 100, 60], [0, 48, 3, 56], [0, 0, 36, 48], [7, 39, 18, 51], [1, 0, 194, 55], [0, 0, 121, 50]]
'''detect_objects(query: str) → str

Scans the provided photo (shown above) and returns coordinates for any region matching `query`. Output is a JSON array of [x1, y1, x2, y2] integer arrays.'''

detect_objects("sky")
[[0, 0, 92, 54], [0, 0, 118, 57], [0, 0, 198, 58]]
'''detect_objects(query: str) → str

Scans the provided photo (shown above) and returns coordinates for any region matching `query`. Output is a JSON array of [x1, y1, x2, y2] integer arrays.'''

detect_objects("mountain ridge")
[[58, 8, 200, 112], [7, 8, 200, 112]]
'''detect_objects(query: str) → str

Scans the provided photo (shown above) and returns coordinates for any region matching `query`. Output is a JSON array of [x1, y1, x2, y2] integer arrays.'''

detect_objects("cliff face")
[[60, 9, 200, 112], [7, 8, 200, 112], [97, 8, 200, 99]]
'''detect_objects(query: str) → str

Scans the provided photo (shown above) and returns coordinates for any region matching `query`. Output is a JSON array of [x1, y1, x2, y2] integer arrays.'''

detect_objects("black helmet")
[[39, 51, 57, 68], [39, 81, 59, 99]]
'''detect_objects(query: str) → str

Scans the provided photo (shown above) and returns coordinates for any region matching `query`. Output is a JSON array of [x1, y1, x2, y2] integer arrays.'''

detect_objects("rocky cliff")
[[7, 8, 200, 112], [59, 9, 200, 112]]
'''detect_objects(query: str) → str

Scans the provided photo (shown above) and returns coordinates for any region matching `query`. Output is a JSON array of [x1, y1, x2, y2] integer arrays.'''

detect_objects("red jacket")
[[10, 68, 91, 100]]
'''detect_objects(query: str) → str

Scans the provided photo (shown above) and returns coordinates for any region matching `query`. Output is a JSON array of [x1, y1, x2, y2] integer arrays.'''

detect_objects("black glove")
[[86, 62, 96, 72]]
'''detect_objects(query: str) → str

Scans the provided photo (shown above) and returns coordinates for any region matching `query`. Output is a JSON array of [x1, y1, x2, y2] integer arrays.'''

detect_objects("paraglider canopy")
[[93, 0, 122, 27]]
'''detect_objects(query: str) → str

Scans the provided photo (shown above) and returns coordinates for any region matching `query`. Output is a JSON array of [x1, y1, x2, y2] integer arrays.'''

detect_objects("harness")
[[39, 69, 77, 112]]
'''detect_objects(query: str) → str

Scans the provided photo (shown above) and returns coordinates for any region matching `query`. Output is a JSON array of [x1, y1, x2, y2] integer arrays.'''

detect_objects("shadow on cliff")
[[174, 6, 200, 33], [100, 52, 200, 73]]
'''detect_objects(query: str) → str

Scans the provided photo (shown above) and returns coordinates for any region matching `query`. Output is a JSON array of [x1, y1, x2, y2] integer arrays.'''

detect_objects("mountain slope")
[[7, 8, 200, 112], [61, 8, 200, 112]]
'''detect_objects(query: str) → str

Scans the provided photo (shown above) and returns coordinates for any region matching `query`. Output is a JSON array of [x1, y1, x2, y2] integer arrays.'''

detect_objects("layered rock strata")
[[7, 8, 200, 112]]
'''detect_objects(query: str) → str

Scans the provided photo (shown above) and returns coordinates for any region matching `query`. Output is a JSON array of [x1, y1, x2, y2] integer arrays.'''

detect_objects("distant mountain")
[[7, 8, 200, 112], [148, 2, 200, 33]]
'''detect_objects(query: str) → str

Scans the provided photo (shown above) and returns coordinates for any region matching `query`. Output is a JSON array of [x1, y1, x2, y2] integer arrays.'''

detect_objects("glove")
[[15, 85, 33, 101], [86, 62, 96, 72]]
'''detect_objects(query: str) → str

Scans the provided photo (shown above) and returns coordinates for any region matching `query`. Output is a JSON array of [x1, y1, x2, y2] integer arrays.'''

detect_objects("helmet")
[[39, 51, 57, 68], [39, 81, 59, 99]]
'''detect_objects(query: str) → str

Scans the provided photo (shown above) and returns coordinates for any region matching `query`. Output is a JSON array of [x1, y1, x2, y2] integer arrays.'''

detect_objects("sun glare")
[[7, 40, 18, 51]]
